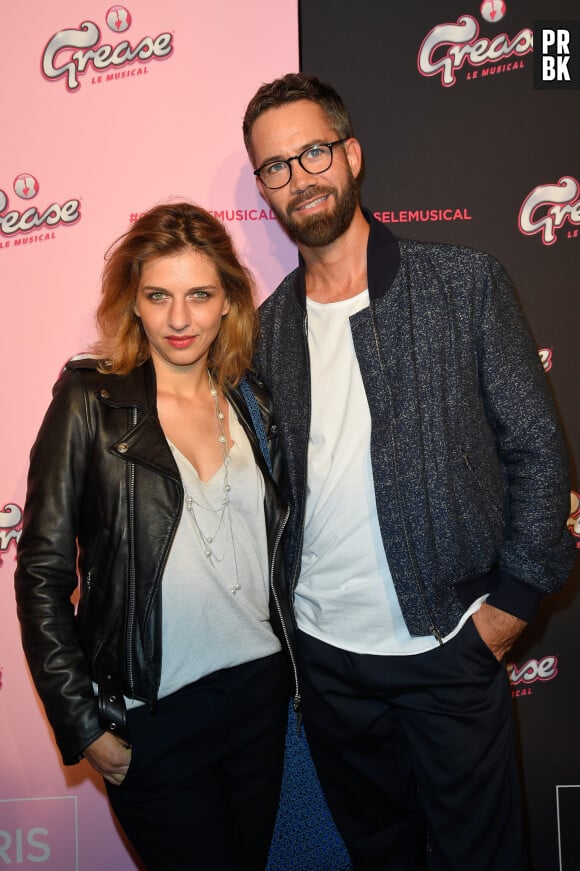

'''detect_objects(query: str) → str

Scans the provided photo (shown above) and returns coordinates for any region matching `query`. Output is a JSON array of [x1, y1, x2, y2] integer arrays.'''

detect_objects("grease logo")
[[41, 6, 173, 92], [0, 797, 78, 868], [507, 654, 558, 698], [480, 2, 505, 25], [418, 5, 532, 87], [0, 174, 80, 250], [106, 5, 131, 32], [519, 176, 580, 244], [0, 503, 22, 564], [14, 174, 39, 200], [538, 348, 553, 372], [568, 491, 580, 548]]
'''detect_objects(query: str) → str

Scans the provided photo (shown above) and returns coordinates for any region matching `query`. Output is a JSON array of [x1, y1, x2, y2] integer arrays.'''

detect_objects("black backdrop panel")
[[301, 2, 580, 869]]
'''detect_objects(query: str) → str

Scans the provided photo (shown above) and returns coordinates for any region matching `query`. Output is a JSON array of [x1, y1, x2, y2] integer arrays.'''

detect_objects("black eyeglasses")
[[254, 138, 350, 190]]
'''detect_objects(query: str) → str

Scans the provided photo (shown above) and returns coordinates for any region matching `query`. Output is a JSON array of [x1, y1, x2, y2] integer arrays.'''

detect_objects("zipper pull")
[[431, 624, 443, 644], [293, 694, 303, 735]]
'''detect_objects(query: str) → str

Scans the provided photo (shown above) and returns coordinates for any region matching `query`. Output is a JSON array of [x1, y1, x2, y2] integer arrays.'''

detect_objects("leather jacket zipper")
[[269, 506, 302, 732], [126, 407, 138, 694]]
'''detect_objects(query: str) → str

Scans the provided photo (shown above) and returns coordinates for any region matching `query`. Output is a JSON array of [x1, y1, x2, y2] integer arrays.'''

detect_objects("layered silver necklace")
[[182, 370, 242, 594]]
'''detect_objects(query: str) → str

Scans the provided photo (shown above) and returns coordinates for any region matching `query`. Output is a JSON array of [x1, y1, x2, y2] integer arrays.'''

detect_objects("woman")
[[15, 202, 297, 870]]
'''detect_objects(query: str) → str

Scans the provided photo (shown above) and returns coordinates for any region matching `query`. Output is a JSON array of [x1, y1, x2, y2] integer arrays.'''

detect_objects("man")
[[242, 73, 575, 870]]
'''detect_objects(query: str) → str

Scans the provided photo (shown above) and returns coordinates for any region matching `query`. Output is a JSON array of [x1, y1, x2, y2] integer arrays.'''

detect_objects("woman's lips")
[[166, 336, 195, 348]]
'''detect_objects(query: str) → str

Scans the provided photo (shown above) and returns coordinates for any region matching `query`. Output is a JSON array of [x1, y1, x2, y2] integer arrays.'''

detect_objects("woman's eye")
[[191, 290, 210, 300], [148, 292, 167, 301]]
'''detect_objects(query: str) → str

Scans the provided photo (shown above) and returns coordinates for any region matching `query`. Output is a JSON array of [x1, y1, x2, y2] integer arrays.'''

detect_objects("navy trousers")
[[106, 653, 287, 871], [298, 621, 529, 871]]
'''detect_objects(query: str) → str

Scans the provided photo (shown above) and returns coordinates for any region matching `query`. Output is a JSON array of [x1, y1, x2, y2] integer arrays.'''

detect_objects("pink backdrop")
[[0, 2, 298, 867]]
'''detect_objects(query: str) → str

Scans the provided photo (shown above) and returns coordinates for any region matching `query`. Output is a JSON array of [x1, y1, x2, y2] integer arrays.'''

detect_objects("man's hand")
[[83, 732, 132, 786], [472, 603, 527, 661]]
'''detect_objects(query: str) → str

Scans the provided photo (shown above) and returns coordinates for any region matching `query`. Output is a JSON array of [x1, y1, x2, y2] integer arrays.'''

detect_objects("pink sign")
[[0, 798, 77, 868], [1, 2, 298, 868]]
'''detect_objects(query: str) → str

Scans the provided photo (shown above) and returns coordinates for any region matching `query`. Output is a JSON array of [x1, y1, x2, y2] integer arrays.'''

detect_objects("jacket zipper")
[[215, 388, 302, 734], [126, 407, 138, 694], [269, 506, 302, 732], [238, 383, 303, 730], [369, 310, 443, 642], [141, 476, 183, 713]]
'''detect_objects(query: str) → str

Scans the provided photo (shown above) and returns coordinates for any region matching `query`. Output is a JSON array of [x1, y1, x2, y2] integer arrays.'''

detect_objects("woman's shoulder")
[[49, 355, 108, 397], [55, 357, 153, 412], [65, 353, 101, 372], [49, 354, 99, 392]]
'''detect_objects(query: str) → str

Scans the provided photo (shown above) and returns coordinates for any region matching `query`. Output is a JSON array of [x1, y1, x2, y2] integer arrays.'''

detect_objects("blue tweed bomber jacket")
[[255, 211, 576, 639]]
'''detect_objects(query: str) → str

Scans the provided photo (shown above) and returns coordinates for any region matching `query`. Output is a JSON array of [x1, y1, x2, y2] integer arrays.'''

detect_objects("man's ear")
[[345, 137, 363, 180]]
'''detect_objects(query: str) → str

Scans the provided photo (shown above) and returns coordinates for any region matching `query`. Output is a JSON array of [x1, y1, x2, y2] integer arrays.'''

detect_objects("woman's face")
[[134, 248, 230, 376]]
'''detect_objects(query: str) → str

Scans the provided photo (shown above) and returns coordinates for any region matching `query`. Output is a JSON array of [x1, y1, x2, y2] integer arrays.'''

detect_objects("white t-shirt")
[[296, 290, 483, 655], [124, 403, 281, 708]]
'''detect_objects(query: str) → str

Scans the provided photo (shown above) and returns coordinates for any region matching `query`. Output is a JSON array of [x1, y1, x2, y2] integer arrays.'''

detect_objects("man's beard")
[[273, 170, 359, 248]]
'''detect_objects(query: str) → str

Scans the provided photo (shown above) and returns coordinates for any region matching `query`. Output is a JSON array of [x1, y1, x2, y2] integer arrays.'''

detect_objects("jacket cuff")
[[63, 727, 106, 767], [486, 569, 545, 623]]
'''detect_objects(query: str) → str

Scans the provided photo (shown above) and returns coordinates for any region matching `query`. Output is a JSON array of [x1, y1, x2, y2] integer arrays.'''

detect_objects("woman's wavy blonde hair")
[[92, 202, 257, 389]]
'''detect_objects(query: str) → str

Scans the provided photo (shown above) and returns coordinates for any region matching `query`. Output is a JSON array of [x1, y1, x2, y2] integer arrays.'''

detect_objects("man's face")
[[250, 100, 361, 248]]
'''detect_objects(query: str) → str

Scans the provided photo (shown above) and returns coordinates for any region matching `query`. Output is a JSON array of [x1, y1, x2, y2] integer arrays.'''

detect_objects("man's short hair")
[[243, 72, 354, 166]]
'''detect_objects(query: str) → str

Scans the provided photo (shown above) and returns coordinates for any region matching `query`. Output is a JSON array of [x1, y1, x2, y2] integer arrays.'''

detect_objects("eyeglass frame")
[[253, 138, 351, 190]]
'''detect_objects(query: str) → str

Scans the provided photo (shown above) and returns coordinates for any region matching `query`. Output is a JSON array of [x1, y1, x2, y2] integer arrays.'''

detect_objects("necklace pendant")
[[230, 583, 241, 594], [204, 548, 212, 558]]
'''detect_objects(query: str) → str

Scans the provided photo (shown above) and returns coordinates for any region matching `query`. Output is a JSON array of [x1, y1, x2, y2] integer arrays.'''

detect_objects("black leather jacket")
[[15, 358, 296, 765]]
